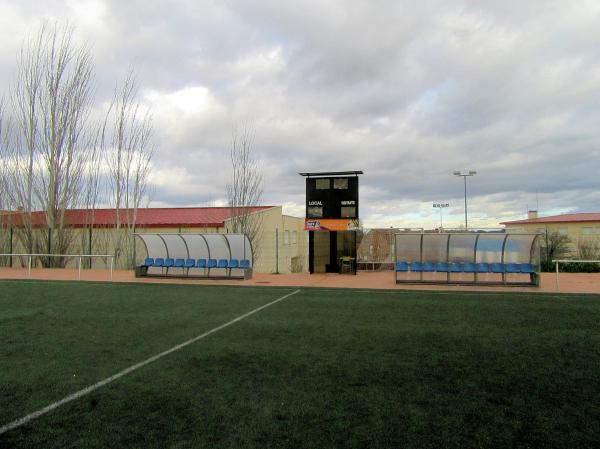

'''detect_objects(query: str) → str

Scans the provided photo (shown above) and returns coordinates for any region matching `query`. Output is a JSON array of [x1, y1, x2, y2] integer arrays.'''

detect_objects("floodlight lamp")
[[469, 170, 477, 175], [453, 171, 461, 176]]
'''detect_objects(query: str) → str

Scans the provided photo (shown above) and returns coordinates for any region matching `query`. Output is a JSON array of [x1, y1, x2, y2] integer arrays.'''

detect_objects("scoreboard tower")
[[299, 171, 363, 274]]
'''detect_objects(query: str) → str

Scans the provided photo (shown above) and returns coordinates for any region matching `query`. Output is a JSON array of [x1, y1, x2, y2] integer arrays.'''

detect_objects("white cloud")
[[1, 0, 600, 227], [65, 0, 107, 32]]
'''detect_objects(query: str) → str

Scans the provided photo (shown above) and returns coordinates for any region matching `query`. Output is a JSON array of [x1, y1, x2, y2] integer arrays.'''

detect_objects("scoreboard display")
[[304, 173, 360, 219], [300, 170, 362, 274]]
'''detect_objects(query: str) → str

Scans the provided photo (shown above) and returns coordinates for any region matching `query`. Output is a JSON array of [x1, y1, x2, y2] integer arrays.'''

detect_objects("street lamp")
[[453, 170, 476, 230], [432, 203, 449, 230]]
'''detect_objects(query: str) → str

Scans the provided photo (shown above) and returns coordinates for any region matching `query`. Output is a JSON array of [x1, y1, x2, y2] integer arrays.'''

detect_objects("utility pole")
[[453, 171, 477, 230], [432, 203, 449, 230]]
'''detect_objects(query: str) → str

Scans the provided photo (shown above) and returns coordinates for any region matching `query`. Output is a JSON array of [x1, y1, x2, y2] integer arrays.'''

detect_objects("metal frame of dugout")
[[134, 233, 253, 280], [394, 232, 541, 287]]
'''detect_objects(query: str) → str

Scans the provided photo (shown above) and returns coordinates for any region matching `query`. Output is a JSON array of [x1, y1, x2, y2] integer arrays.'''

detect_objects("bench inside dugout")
[[394, 232, 541, 287]]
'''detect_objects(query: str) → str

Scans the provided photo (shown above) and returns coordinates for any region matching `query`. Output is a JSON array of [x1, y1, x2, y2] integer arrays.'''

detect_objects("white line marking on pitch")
[[0, 289, 301, 436]]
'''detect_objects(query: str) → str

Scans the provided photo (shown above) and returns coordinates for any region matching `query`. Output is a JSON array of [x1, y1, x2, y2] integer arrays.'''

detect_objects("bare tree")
[[226, 124, 264, 262], [104, 72, 154, 268], [540, 230, 572, 270], [0, 98, 8, 212], [4, 23, 96, 267], [0, 99, 11, 264], [578, 238, 600, 260], [77, 119, 105, 266], [0, 23, 155, 270], [4, 28, 45, 257]]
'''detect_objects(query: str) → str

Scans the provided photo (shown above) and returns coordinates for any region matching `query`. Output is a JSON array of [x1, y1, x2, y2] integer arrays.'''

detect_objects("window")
[[341, 206, 356, 218], [284, 230, 289, 245], [307, 206, 323, 218], [558, 228, 568, 236], [316, 178, 330, 190], [582, 227, 593, 235], [333, 178, 348, 189], [292, 231, 297, 244]]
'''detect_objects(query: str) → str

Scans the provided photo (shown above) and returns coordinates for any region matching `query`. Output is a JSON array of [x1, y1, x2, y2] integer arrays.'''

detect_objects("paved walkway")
[[0, 267, 599, 295]]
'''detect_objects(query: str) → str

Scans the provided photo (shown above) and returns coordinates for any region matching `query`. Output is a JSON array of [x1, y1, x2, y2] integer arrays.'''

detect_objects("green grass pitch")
[[1, 280, 599, 448]]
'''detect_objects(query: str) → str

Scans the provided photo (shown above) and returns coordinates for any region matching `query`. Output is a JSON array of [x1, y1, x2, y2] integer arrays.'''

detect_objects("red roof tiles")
[[1, 207, 274, 228], [501, 213, 600, 225]]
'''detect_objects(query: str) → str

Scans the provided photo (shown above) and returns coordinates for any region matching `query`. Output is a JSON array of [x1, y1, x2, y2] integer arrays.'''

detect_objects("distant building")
[[501, 211, 600, 257], [0, 206, 306, 273]]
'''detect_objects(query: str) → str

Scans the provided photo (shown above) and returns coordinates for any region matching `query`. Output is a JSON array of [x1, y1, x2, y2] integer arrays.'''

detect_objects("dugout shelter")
[[394, 232, 541, 286], [135, 233, 253, 279]]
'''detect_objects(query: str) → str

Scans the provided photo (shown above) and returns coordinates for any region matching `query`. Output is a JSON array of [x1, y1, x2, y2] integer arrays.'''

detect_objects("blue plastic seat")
[[519, 263, 535, 273], [449, 262, 463, 272], [196, 259, 207, 269], [434, 262, 449, 272], [395, 261, 409, 272], [463, 262, 477, 273], [409, 262, 423, 272], [163, 258, 174, 274], [217, 259, 228, 269], [490, 263, 505, 273], [185, 259, 195, 268], [476, 263, 490, 273], [174, 258, 185, 268], [422, 262, 435, 272], [239, 259, 251, 269], [143, 257, 154, 267], [505, 263, 521, 273], [153, 258, 164, 267], [207, 259, 218, 269], [226, 259, 239, 277]]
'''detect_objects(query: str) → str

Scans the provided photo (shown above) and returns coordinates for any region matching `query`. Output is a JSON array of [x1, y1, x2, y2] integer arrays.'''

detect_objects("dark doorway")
[[309, 230, 356, 274]]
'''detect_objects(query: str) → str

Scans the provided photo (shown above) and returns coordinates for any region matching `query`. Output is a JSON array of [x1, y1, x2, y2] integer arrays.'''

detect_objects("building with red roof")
[[501, 212, 600, 226], [1, 206, 274, 229], [0, 206, 306, 273], [501, 211, 600, 258]]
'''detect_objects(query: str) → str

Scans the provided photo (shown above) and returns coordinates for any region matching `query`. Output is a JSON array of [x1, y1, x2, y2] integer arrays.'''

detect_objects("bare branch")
[[226, 123, 264, 262], [104, 70, 154, 268]]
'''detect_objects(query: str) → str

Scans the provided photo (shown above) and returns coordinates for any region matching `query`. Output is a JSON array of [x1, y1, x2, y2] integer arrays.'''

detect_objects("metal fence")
[[553, 259, 600, 291], [0, 253, 115, 280]]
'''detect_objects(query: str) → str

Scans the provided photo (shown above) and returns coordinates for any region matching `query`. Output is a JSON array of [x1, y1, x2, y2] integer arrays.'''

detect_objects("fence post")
[[47, 227, 52, 267], [9, 227, 13, 268], [132, 227, 136, 270], [555, 261, 559, 292], [88, 227, 93, 269], [275, 229, 279, 274], [28, 255, 32, 278]]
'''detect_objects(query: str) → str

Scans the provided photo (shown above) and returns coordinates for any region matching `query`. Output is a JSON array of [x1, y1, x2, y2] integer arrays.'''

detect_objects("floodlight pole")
[[453, 170, 476, 230], [432, 203, 449, 230]]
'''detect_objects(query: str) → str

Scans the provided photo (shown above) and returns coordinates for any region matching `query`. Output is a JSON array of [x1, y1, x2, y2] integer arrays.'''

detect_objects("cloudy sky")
[[1, 0, 599, 228]]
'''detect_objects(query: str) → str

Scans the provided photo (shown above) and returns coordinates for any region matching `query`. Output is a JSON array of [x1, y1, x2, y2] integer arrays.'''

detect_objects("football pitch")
[[1, 281, 599, 448]]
